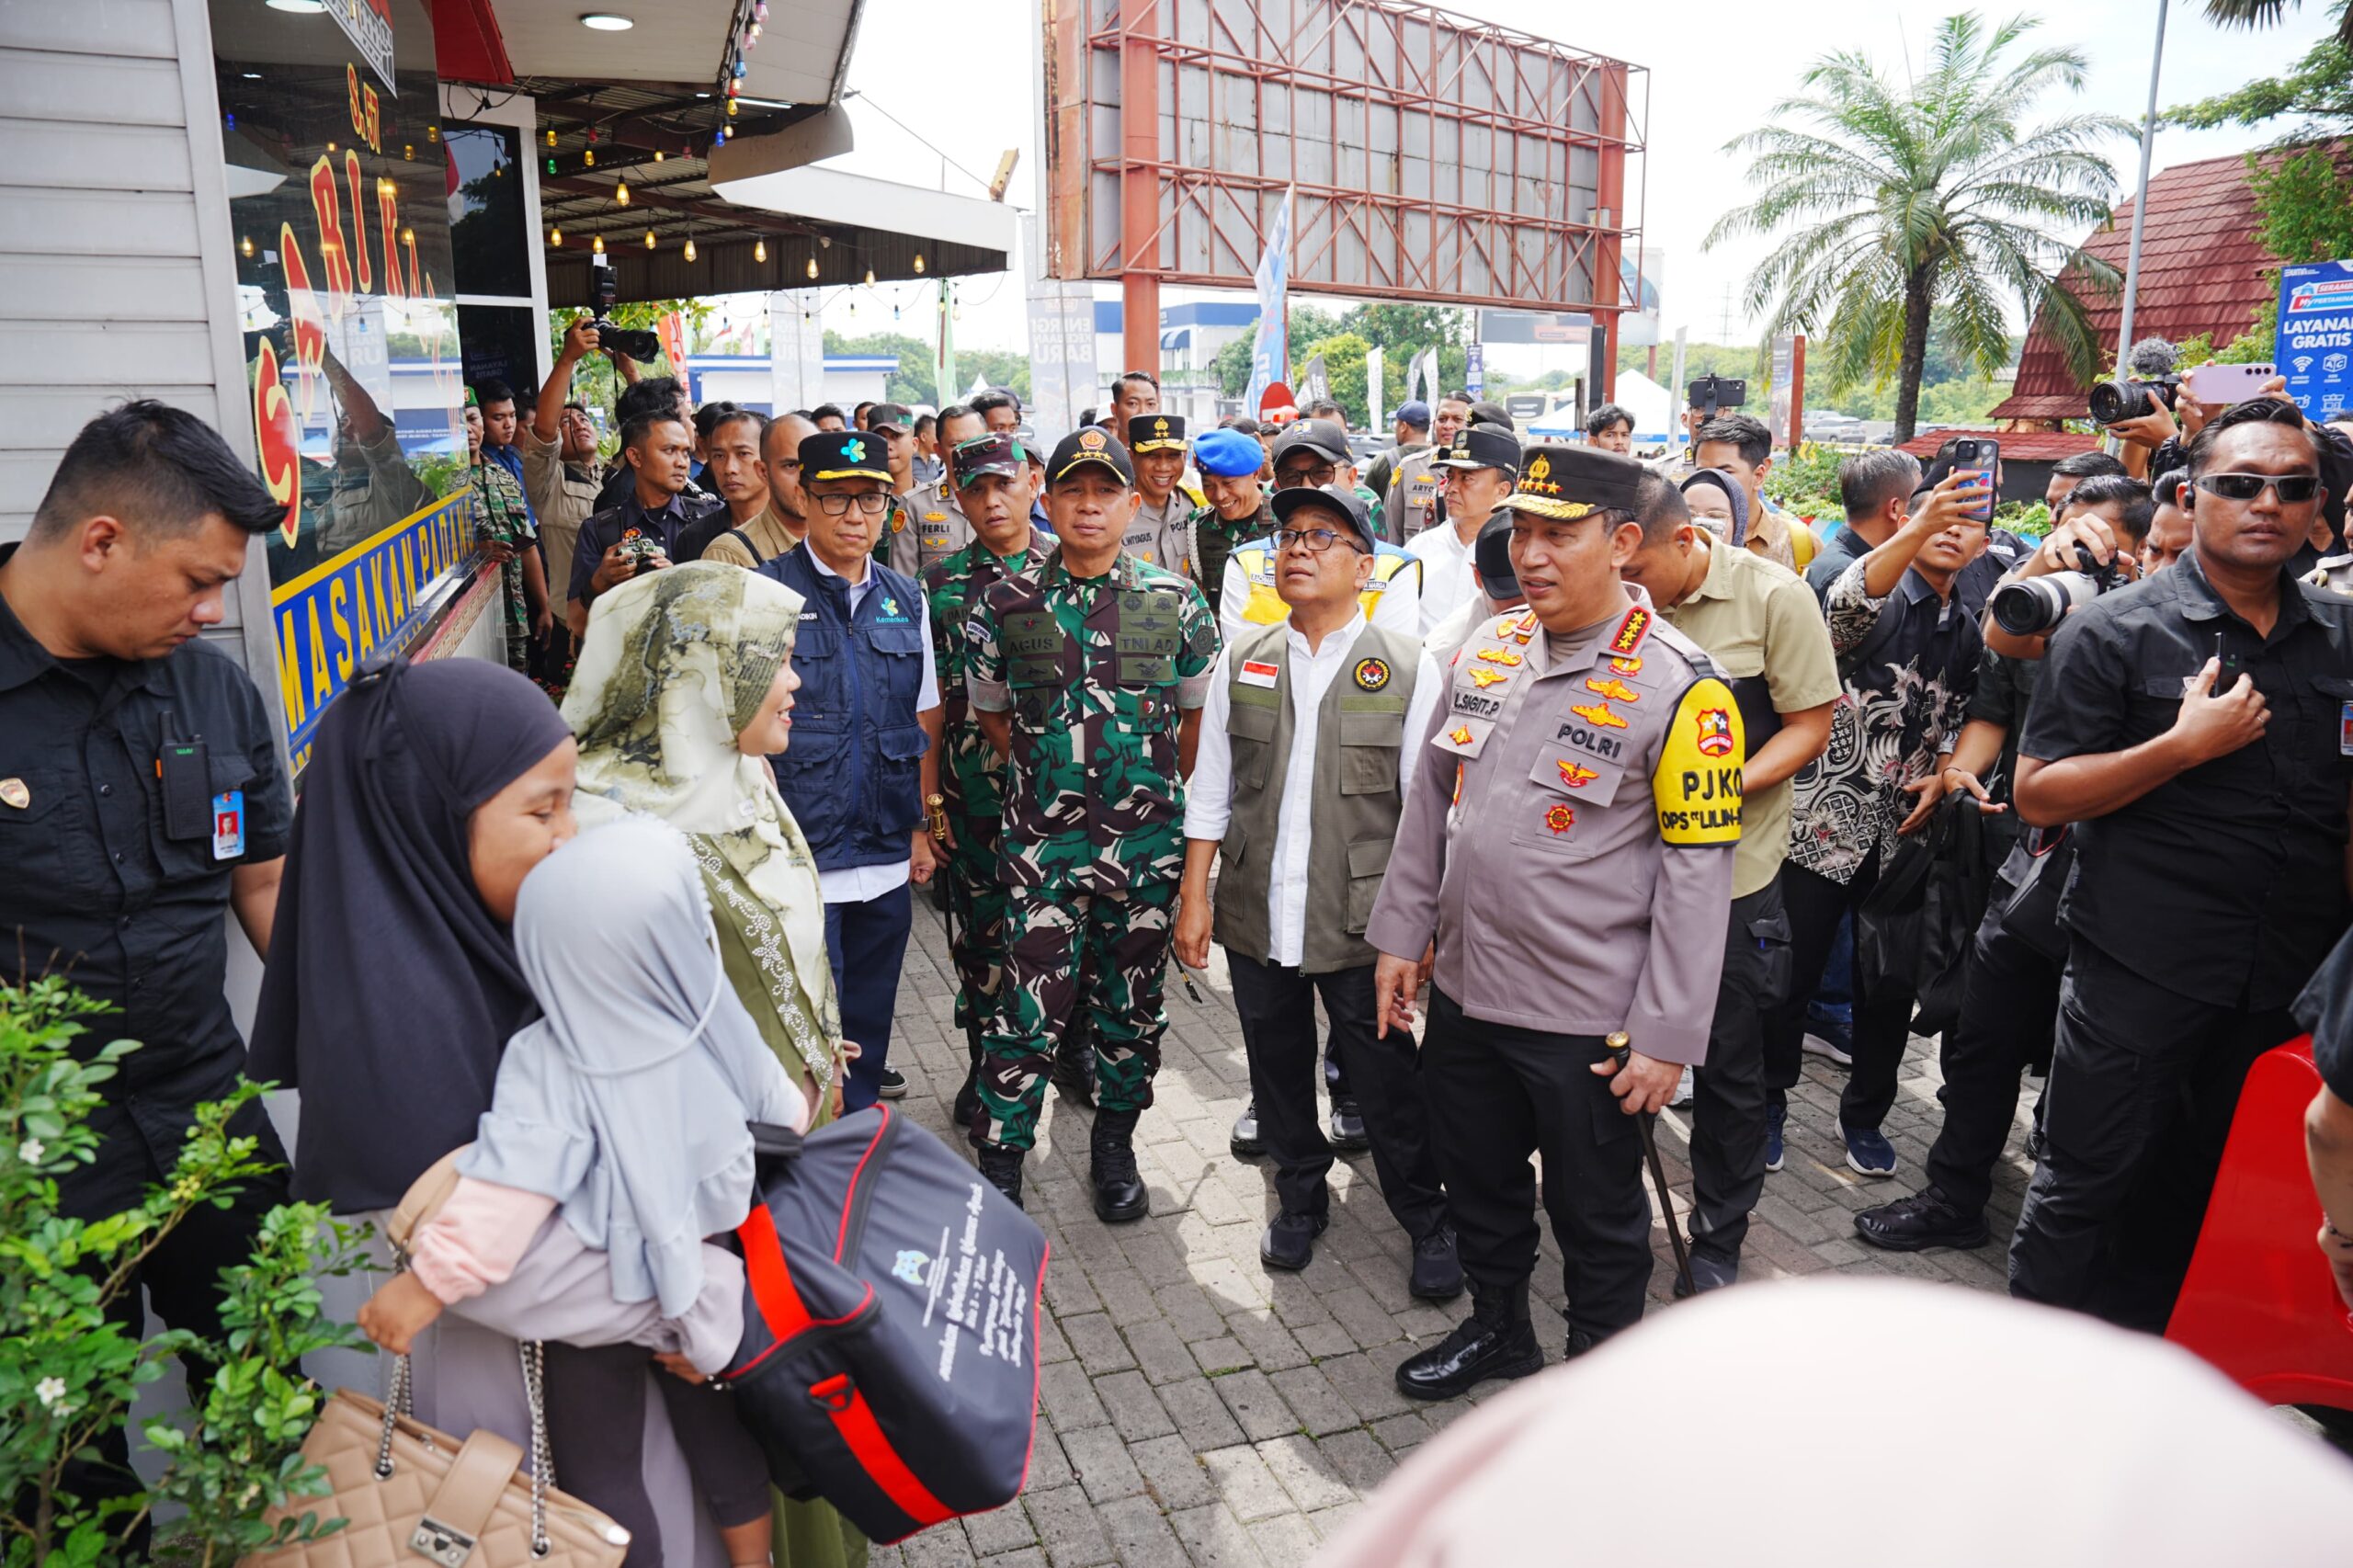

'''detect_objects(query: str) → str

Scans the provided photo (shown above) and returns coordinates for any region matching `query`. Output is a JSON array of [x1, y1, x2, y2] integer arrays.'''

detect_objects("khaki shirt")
[[515, 424, 602, 607], [1384, 449, 1448, 543], [1656, 534, 1842, 897], [700, 506, 803, 569], [1124, 488, 1199, 574], [888, 479, 972, 578], [2303, 552, 2353, 599], [1365, 597, 1743, 1063]]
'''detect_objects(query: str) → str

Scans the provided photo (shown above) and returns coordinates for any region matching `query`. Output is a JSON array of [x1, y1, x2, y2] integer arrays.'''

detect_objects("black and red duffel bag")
[[719, 1105, 1050, 1544]]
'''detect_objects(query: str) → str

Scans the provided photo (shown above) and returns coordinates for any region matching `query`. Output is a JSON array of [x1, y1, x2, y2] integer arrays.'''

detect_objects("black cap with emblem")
[[1047, 426, 1136, 485], [1128, 414, 1188, 452], [1505, 442, 1645, 522], [1435, 424, 1520, 475], [1269, 483, 1379, 554], [801, 429, 893, 483]]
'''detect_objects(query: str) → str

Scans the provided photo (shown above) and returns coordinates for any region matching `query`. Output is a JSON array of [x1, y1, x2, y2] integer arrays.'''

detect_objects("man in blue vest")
[[760, 430, 945, 1110]]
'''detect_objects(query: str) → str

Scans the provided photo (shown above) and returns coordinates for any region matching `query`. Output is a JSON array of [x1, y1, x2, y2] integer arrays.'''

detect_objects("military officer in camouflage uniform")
[[923, 432, 1040, 1119], [1124, 413, 1204, 571], [1369, 442, 1745, 1397], [892, 403, 986, 579], [963, 428, 1219, 1218], [1185, 426, 1276, 620]]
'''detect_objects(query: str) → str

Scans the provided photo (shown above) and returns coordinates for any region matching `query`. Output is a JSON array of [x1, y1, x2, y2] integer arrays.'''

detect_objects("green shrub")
[[2, 979, 368, 1568]]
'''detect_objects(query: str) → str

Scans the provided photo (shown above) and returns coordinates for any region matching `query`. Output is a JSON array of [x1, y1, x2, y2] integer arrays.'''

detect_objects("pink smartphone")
[[2184, 362, 2278, 404]]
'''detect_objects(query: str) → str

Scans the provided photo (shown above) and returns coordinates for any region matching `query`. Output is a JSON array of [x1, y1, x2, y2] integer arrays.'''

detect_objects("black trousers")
[[2008, 937, 2292, 1329], [1924, 903, 2063, 1217], [1763, 850, 1915, 1129], [1227, 950, 1448, 1239], [1421, 987, 1650, 1339], [1688, 882, 1791, 1267], [543, 1345, 774, 1565]]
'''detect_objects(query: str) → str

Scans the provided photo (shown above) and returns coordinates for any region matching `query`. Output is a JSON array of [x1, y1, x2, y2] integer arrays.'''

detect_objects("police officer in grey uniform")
[[1125, 413, 1199, 573], [1369, 443, 1745, 1397], [890, 403, 987, 579]]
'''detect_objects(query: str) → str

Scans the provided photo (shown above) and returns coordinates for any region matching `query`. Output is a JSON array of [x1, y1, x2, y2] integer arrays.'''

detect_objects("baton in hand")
[[1608, 1031, 1694, 1300]]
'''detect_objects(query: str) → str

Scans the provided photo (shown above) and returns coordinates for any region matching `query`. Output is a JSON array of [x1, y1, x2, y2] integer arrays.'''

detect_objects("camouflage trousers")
[[973, 875, 1178, 1151], [942, 806, 1010, 1037]]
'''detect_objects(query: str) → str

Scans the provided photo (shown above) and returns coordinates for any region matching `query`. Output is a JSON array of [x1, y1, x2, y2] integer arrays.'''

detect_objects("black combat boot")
[[1050, 1040, 1097, 1109], [1393, 1282, 1542, 1402], [976, 1144, 1026, 1210], [953, 1022, 985, 1131], [1089, 1108, 1150, 1222]]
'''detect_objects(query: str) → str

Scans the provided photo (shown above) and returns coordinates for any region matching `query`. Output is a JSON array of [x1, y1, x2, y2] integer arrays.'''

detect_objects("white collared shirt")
[[1404, 518, 1483, 635], [1186, 610, 1444, 967], [802, 545, 943, 905]]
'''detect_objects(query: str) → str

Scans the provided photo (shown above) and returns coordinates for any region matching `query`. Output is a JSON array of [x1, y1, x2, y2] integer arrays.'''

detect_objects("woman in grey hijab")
[[358, 816, 797, 1564]]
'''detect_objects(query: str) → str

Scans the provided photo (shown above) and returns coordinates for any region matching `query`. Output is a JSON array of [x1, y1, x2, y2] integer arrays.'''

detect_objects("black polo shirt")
[[566, 487, 722, 608], [2022, 553, 2353, 1008], [0, 545, 291, 1194]]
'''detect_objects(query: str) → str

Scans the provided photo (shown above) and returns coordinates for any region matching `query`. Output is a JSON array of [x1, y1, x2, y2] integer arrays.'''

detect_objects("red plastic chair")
[[2164, 1036, 2353, 1411]]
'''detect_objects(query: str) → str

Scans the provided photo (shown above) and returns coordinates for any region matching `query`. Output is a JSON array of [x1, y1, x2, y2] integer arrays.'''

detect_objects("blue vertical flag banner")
[[1465, 343, 1485, 398], [1245, 187, 1295, 414], [2277, 259, 2353, 422]]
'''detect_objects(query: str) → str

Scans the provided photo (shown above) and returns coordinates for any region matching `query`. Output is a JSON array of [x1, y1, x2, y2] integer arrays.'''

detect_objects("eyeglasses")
[[2194, 472, 2322, 503], [814, 492, 891, 516], [1279, 463, 1339, 487], [1274, 528, 1364, 554]]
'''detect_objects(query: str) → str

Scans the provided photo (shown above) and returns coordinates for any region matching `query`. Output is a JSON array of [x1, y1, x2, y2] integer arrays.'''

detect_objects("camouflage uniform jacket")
[[964, 548, 1218, 896], [467, 456, 537, 673], [922, 539, 1034, 821]]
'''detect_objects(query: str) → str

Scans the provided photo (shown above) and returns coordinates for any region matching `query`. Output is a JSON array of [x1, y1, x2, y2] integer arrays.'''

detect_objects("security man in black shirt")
[[566, 408, 721, 637], [2007, 398, 2353, 1327], [0, 403, 294, 1505]]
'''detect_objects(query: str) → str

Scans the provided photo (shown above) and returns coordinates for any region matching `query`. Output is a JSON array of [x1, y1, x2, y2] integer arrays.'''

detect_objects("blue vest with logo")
[[760, 545, 930, 873]]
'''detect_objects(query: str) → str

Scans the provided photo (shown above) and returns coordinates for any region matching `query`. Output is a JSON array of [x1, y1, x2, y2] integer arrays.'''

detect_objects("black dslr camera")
[[1988, 542, 2123, 637], [585, 259, 663, 364], [2088, 337, 2182, 426]]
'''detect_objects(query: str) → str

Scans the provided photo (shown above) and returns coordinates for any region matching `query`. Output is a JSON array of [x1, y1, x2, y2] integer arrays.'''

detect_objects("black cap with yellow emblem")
[[801, 429, 893, 484], [1047, 426, 1136, 485], [1128, 414, 1188, 453], [1435, 424, 1520, 475], [1505, 442, 1644, 522]]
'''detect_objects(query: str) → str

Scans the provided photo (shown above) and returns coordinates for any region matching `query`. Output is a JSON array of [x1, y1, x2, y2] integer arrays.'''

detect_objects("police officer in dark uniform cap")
[[1369, 441, 1745, 1395], [1126, 413, 1199, 572]]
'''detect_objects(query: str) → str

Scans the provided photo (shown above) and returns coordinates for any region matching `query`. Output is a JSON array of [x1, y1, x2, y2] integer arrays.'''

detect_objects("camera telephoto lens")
[[1990, 571, 2104, 638]]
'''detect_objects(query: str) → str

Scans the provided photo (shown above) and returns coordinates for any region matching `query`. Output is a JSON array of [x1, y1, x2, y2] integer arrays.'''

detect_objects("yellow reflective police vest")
[[1233, 540, 1418, 630]]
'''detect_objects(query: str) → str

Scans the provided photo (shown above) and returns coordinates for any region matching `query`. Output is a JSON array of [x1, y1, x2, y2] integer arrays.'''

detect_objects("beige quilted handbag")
[[241, 1341, 630, 1568]]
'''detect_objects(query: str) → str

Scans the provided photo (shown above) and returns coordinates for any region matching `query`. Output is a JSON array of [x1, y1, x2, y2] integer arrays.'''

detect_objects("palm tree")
[[2199, 0, 2353, 46], [1707, 13, 2132, 442]]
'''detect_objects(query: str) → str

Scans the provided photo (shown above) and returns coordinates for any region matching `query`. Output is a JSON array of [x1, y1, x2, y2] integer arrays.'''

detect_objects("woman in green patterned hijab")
[[564, 562, 869, 1568], [563, 562, 847, 1118]]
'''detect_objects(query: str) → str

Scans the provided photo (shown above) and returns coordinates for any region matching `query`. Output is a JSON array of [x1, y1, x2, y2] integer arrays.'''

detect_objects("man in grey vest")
[[1175, 484, 1460, 1291]]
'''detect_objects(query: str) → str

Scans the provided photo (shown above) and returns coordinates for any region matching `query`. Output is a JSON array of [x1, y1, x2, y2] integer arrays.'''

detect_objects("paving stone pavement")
[[868, 895, 2037, 1566]]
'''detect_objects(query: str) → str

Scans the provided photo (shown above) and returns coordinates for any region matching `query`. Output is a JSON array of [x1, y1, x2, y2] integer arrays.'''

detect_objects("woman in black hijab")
[[250, 654, 576, 1212]]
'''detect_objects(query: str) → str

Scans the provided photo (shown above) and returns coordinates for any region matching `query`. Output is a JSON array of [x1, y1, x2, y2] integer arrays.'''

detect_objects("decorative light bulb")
[[326, 140, 336, 153], [913, 252, 926, 274], [864, 267, 875, 286], [593, 233, 605, 254], [584, 147, 595, 167], [806, 256, 819, 279], [616, 176, 630, 206], [546, 127, 558, 147], [550, 225, 562, 246], [404, 144, 415, 160], [727, 98, 738, 118], [755, 237, 767, 263], [546, 157, 557, 174], [401, 226, 415, 244], [733, 58, 746, 77], [654, 149, 665, 161], [754, 1, 767, 20], [748, 21, 760, 38], [645, 230, 656, 249], [683, 236, 698, 262], [427, 126, 438, 142], [726, 78, 740, 97], [240, 234, 255, 258]]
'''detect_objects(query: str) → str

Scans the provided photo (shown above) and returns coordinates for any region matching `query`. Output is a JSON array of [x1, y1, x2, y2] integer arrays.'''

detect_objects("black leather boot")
[[1089, 1108, 1150, 1222], [976, 1144, 1025, 1210], [953, 1022, 985, 1131], [1394, 1284, 1542, 1401]]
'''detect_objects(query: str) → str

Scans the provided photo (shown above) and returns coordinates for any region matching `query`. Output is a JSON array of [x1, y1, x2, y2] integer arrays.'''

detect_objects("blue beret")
[[1193, 426, 1265, 478]]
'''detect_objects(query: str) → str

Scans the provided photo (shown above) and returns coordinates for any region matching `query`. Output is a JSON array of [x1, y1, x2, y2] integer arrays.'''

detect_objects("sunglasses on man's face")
[[2194, 472, 2322, 503]]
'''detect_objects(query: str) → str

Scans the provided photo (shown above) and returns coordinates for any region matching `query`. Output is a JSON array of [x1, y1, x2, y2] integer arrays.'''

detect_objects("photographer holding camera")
[[2005, 398, 2353, 1327], [566, 409, 719, 637]]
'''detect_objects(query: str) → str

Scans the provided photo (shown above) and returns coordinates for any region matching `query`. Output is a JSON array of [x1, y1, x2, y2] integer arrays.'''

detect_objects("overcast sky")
[[784, 0, 2334, 357]]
